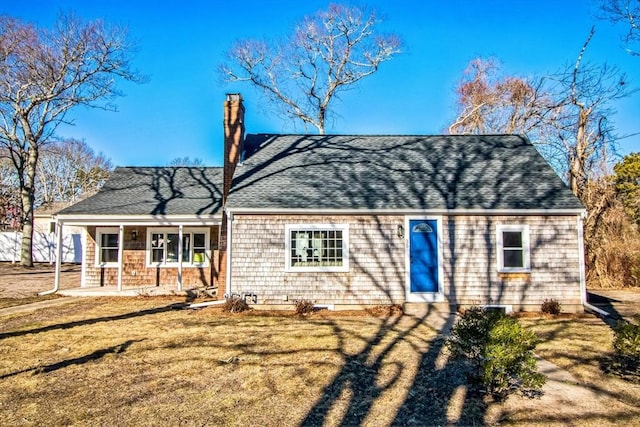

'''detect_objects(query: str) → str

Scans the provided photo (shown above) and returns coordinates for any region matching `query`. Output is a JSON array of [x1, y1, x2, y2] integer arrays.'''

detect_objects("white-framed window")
[[496, 224, 530, 273], [96, 227, 120, 267], [285, 224, 349, 272], [147, 227, 209, 267]]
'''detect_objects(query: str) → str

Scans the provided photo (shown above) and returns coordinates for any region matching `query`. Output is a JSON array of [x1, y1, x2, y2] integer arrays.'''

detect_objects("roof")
[[57, 167, 224, 217], [227, 134, 584, 211], [35, 201, 76, 217]]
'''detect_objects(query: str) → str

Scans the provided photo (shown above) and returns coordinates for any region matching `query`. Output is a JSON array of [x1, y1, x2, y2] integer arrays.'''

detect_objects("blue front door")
[[409, 219, 439, 293]]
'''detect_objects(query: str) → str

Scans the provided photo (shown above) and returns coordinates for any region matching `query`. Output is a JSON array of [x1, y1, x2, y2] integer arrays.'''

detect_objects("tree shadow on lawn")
[[0, 303, 187, 340], [0, 339, 143, 379], [299, 307, 487, 426]]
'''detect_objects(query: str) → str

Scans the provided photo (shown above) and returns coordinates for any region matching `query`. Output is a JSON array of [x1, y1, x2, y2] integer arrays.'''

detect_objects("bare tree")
[[549, 27, 634, 200], [37, 139, 113, 206], [167, 156, 204, 167], [599, 0, 640, 56], [448, 58, 558, 139], [220, 3, 401, 134], [0, 14, 143, 266]]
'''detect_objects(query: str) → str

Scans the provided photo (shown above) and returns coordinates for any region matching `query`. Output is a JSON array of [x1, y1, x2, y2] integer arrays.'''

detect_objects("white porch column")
[[117, 225, 124, 292], [53, 220, 63, 292], [177, 225, 183, 291], [40, 220, 63, 296]]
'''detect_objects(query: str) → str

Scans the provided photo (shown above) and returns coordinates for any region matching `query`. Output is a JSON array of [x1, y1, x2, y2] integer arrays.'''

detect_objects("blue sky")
[[3, 0, 639, 167]]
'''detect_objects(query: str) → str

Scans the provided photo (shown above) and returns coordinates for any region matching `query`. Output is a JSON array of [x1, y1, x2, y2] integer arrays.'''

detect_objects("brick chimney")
[[217, 94, 244, 296], [223, 93, 245, 204]]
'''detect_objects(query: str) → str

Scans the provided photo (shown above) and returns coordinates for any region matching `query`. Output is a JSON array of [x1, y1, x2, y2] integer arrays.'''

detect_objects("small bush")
[[223, 296, 249, 313], [541, 299, 561, 315], [447, 306, 546, 398], [294, 299, 315, 315], [608, 315, 640, 381], [366, 304, 404, 317]]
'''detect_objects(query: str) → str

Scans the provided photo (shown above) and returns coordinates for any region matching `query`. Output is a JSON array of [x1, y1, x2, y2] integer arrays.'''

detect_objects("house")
[[0, 202, 82, 263], [54, 94, 586, 311]]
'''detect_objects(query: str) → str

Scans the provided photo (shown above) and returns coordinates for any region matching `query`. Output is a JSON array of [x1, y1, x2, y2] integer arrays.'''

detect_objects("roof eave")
[[54, 214, 223, 226], [224, 207, 586, 216]]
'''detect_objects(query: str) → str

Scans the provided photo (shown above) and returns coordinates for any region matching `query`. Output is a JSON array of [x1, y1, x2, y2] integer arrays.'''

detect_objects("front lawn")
[[0, 298, 638, 426]]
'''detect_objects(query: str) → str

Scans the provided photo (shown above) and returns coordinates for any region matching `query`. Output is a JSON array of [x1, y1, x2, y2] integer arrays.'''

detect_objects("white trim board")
[[226, 208, 585, 216]]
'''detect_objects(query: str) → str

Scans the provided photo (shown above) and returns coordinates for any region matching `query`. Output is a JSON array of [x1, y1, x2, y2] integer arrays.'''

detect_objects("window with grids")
[[96, 228, 119, 266], [286, 225, 348, 272], [497, 225, 530, 272], [148, 228, 209, 266]]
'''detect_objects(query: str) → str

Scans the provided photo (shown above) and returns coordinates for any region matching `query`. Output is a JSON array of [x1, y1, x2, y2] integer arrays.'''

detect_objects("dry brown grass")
[[508, 317, 640, 425], [0, 295, 60, 309], [1, 299, 639, 426]]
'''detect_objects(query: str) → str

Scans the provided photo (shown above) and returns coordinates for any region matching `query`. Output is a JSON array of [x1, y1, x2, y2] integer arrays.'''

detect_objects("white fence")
[[0, 231, 82, 263]]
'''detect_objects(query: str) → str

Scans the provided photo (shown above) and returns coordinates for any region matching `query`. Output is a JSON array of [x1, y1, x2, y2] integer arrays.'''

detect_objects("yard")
[[0, 264, 639, 425], [0, 294, 639, 426]]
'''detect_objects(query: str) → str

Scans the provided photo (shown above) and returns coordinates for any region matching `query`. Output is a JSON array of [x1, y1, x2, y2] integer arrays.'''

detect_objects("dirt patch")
[[0, 262, 80, 298]]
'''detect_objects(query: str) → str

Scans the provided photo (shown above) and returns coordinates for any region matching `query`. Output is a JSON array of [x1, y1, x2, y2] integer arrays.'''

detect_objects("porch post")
[[53, 219, 62, 292], [177, 225, 183, 291], [117, 225, 124, 292], [40, 219, 63, 296]]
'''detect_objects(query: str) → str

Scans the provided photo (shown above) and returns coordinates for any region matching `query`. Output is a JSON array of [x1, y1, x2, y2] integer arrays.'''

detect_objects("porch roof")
[[56, 167, 224, 219]]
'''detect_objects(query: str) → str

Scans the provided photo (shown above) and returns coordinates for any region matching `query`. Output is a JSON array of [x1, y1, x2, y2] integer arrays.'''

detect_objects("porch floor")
[[57, 285, 209, 297]]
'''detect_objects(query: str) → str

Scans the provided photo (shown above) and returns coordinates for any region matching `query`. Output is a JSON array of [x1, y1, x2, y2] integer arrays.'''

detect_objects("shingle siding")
[[229, 214, 582, 310], [230, 215, 406, 305], [442, 215, 582, 308], [83, 226, 219, 289]]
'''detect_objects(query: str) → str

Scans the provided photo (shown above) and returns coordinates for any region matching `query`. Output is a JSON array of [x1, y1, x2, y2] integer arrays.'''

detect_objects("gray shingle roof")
[[227, 134, 584, 211], [57, 167, 224, 216]]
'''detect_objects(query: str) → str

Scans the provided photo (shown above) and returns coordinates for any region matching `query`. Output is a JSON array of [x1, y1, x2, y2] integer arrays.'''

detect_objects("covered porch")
[[48, 216, 222, 296]]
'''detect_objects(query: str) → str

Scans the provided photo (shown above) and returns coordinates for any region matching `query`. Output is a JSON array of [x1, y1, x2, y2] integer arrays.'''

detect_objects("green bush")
[[610, 315, 640, 380], [447, 307, 546, 398], [541, 299, 561, 315]]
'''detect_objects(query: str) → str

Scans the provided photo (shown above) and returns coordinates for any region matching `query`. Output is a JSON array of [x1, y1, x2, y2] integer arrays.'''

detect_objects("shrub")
[[541, 299, 561, 315], [609, 315, 640, 381], [366, 304, 404, 317], [447, 306, 546, 398], [294, 299, 315, 315], [223, 296, 249, 313]]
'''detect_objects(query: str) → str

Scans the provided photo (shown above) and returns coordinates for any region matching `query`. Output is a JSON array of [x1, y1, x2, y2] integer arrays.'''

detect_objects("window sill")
[[286, 267, 349, 273], [96, 263, 119, 268], [498, 269, 531, 275], [146, 263, 209, 268]]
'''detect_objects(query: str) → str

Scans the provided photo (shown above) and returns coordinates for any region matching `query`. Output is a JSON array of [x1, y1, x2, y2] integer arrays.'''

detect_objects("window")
[[285, 224, 349, 272], [496, 224, 530, 272], [96, 227, 120, 266], [147, 228, 209, 267]]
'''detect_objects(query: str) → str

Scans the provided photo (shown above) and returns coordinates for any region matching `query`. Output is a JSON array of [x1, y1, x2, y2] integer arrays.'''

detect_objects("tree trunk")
[[569, 106, 590, 201], [19, 145, 38, 267]]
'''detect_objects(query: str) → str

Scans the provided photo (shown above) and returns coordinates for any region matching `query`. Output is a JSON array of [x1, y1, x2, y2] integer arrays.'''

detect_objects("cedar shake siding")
[[442, 215, 582, 309], [230, 215, 406, 306], [84, 226, 219, 288], [229, 214, 582, 310]]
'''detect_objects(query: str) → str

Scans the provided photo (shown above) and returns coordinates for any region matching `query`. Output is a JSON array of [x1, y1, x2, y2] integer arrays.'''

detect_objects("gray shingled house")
[[54, 94, 586, 311], [55, 167, 224, 290]]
